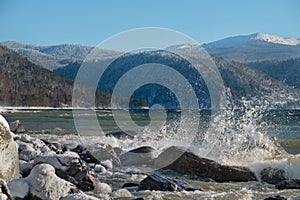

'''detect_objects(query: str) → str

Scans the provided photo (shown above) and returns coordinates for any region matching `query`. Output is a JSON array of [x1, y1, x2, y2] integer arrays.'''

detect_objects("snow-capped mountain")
[[203, 33, 300, 62], [254, 33, 300, 46], [204, 33, 300, 49]]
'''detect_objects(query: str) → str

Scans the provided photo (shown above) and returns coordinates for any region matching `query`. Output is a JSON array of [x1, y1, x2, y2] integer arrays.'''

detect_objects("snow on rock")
[[26, 164, 77, 200], [0, 115, 19, 182], [254, 33, 300, 46]]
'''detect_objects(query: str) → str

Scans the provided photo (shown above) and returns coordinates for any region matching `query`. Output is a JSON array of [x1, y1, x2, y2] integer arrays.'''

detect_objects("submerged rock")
[[26, 164, 78, 199], [120, 146, 155, 166], [106, 130, 137, 140], [260, 167, 287, 184], [276, 179, 300, 190], [154, 146, 257, 182], [171, 178, 204, 191], [264, 196, 287, 200], [138, 174, 203, 192], [0, 115, 19, 182]]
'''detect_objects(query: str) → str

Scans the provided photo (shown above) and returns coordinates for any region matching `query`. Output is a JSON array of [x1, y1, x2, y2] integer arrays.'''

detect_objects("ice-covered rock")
[[87, 143, 121, 167], [94, 182, 112, 194], [61, 193, 99, 200], [7, 178, 29, 199], [101, 160, 113, 169], [26, 164, 77, 199], [0, 179, 11, 200], [112, 189, 132, 198], [17, 134, 53, 158], [0, 115, 19, 181], [35, 151, 97, 191], [94, 164, 107, 173]]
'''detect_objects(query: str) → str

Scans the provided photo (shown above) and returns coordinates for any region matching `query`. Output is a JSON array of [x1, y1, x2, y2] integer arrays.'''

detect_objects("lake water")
[[1, 108, 300, 199]]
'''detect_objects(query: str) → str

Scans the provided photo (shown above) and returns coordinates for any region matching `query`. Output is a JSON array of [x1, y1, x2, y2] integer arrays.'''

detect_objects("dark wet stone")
[[171, 178, 204, 191], [276, 179, 300, 190], [154, 146, 257, 182], [120, 146, 155, 166], [106, 130, 137, 140], [264, 195, 287, 200], [74, 169, 88, 181], [122, 182, 140, 188], [77, 180, 95, 191], [138, 174, 203, 192], [260, 167, 287, 184], [71, 145, 86, 154], [129, 146, 155, 153], [139, 174, 177, 191]]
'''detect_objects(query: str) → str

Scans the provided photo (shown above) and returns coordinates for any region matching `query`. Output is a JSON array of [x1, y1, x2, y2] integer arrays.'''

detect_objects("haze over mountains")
[[0, 32, 299, 108]]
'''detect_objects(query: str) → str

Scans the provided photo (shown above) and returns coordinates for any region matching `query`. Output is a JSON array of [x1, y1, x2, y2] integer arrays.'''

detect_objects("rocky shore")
[[0, 115, 297, 200]]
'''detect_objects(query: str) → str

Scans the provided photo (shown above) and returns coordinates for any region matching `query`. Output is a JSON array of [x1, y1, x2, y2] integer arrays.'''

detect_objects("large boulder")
[[120, 146, 156, 166], [26, 164, 78, 199], [276, 179, 300, 190], [260, 167, 287, 184], [154, 146, 257, 182], [0, 115, 19, 182]]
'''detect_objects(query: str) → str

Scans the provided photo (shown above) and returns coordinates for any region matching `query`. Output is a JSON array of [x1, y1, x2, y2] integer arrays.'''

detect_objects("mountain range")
[[0, 32, 299, 108], [53, 50, 300, 109], [203, 33, 300, 62], [0, 41, 121, 70]]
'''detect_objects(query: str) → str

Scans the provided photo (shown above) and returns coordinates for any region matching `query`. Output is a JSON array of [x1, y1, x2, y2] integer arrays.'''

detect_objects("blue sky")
[[0, 0, 299, 46]]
